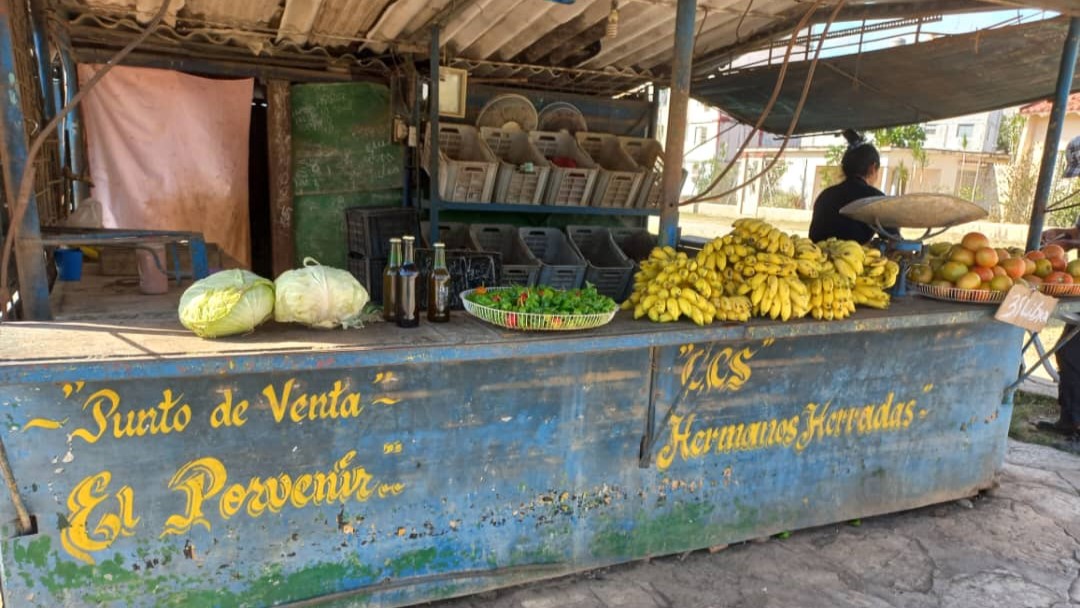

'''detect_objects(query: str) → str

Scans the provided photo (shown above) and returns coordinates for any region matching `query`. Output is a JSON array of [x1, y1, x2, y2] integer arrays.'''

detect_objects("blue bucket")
[[55, 248, 83, 281]]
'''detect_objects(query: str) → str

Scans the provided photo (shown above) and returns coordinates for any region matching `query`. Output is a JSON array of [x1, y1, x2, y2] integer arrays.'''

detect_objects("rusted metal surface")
[[0, 310, 1024, 606], [267, 79, 295, 278]]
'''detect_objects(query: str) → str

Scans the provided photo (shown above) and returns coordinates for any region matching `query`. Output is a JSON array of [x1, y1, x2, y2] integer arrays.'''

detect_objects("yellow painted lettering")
[[656, 414, 694, 471], [70, 389, 119, 444], [902, 400, 917, 428], [264, 476, 291, 513], [161, 457, 227, 537], [263, 379, 296, 423], [219, 484, 246, 520], [727, 348, 755, 391], [341, 393, 363, 418], [211, 390, 249, 428], [707, 348, 734, 391], [290, 395, 309, 423], [245, 478, 269, 518], [292, 477, 313, 508], [795, 403, 828, 452], [61, 472, 139, 565]]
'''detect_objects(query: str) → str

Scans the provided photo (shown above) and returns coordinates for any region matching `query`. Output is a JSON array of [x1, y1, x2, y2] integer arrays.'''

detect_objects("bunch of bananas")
[[732, 218, 796, 257], [622, 246, 720, 325], [624, 220, 894, 324], [818, 238, 866, 283], [742, 273, 810, 321], [807, 273, 856, 320], [793, 237, 828, 279], [851, 247, 900, 309]]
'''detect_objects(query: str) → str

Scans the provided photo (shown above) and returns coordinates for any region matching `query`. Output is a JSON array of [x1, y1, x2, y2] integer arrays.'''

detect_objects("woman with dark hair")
[[808, 130, 884, 244]]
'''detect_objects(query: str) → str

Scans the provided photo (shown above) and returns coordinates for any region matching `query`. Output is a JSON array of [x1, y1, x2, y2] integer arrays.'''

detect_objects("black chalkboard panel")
[[415, 249, 501, 310]]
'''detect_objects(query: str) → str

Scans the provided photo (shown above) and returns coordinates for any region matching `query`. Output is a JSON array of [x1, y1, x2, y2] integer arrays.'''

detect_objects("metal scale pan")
[[840, 192, 987, 232], [840, 193, 988, 297]]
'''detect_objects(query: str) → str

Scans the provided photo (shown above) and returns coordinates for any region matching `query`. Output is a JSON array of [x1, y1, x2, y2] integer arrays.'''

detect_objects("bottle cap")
[[402, 235, 415, 242], [434, 242, 445, 248], [389, 237, 401, 243]]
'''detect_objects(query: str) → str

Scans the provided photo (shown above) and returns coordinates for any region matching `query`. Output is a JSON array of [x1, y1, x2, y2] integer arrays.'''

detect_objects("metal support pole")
[[28, 0, 53, 121], [658, 0, 696, 247], [0, 0, 51, 320], [1025, 17, 1080, 253], [647, 84, 659, 139], [56, 25, 88, 206], [428, 26, 441, 245]]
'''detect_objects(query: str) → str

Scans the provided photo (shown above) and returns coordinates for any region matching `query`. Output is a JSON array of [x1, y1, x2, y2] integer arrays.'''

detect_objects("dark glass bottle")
[[428, 242, 451, 322], [395, 236, 420, 328], [382, 238, 401, 322]]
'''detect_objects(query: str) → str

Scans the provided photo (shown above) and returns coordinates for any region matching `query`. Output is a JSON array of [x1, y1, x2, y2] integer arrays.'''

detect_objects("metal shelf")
[[427, 200, 660, 216]]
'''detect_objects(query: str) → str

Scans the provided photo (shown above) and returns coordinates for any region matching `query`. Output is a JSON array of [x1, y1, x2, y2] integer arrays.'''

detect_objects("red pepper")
[[506, 312, 518, 328], [551, 316, 563, 328]]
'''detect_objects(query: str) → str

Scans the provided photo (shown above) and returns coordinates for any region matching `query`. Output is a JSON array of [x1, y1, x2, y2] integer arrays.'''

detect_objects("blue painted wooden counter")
[[0, 298, 1030, 606]]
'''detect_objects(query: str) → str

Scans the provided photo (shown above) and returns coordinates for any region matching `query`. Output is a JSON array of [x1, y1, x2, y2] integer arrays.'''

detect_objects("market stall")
[[1, 0, 1080, 606]]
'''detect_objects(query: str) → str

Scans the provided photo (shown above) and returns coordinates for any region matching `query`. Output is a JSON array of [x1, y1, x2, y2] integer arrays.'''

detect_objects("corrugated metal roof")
[[61, 0, 1080, 110], [68, 0, 1064, 79]]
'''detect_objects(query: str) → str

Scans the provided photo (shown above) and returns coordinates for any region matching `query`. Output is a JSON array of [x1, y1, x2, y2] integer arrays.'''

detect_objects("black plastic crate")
[[566, 226, 634, 302], [347, 253, 388, 304], [518, 227, 586, 290], [609, 227, 658, 301], [415, 248, 501, 310], [609, 227, 657, 263], [345, 207, 421, 259], [469, 224, 541, 286]]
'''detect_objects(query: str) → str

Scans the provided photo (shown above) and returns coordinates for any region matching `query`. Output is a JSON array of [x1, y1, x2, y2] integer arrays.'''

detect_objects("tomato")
[[551, 316, 563, 328], [506, 312, 518, 328]]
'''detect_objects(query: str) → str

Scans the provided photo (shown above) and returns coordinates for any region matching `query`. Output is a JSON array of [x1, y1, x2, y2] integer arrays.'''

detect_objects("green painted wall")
[[291, 82, 403, 268]]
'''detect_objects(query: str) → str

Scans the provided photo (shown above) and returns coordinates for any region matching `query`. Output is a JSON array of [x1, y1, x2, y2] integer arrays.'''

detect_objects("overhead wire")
[[680, 0, 825, 205], [682, 0, 846, 206]]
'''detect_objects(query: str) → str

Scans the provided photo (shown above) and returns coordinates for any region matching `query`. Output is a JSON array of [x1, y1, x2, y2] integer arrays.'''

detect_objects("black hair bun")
[[842, 129, 865, 148]]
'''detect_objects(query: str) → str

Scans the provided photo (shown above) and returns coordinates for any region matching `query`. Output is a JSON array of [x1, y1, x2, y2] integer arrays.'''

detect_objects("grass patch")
[[1010, 390, 1080, 455]]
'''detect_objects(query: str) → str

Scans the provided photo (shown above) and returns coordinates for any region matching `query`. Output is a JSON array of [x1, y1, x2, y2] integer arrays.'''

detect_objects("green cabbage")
[[274, 258, 369, 329], [178, 269, 275, 338]]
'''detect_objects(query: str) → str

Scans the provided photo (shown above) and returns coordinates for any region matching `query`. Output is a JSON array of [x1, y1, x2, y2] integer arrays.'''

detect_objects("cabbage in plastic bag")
[[178, 269, 275, 338], [274, 258, 369, 329]]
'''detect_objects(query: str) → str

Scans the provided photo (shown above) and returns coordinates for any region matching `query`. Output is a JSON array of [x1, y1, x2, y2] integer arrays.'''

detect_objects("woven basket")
[[911, 282, 1005, 304], [460, 288, 616, 331], [1037, 282, 1080, 297]]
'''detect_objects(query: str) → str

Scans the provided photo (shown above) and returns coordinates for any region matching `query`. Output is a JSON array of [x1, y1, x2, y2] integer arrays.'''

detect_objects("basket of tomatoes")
[[461, 284, 617, 331]]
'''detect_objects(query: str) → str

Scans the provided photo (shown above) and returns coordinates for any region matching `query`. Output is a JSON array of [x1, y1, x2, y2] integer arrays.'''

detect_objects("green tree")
[[690, 144, 739, 204], [872, 125, 928, 166], [996, 113, 1025, 155]]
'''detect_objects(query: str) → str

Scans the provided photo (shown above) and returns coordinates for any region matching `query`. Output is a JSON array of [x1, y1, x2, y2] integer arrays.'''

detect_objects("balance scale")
[[840, 193, 989, 297]]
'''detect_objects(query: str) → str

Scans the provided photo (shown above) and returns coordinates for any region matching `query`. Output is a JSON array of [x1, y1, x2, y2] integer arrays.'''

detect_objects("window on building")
[[694, 126, 707, 146], [956, 124, 975, 145]]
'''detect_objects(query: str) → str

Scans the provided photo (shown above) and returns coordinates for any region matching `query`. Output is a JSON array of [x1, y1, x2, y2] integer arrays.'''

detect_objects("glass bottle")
[[428, 242, 451, 322], [382, 238, 401, 322], [395, 236, 420, 328]]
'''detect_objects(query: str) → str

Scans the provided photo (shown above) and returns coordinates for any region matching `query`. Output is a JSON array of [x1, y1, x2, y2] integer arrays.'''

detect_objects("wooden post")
[[267, 79, 294, 275], [658, 0, 696, 247]]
